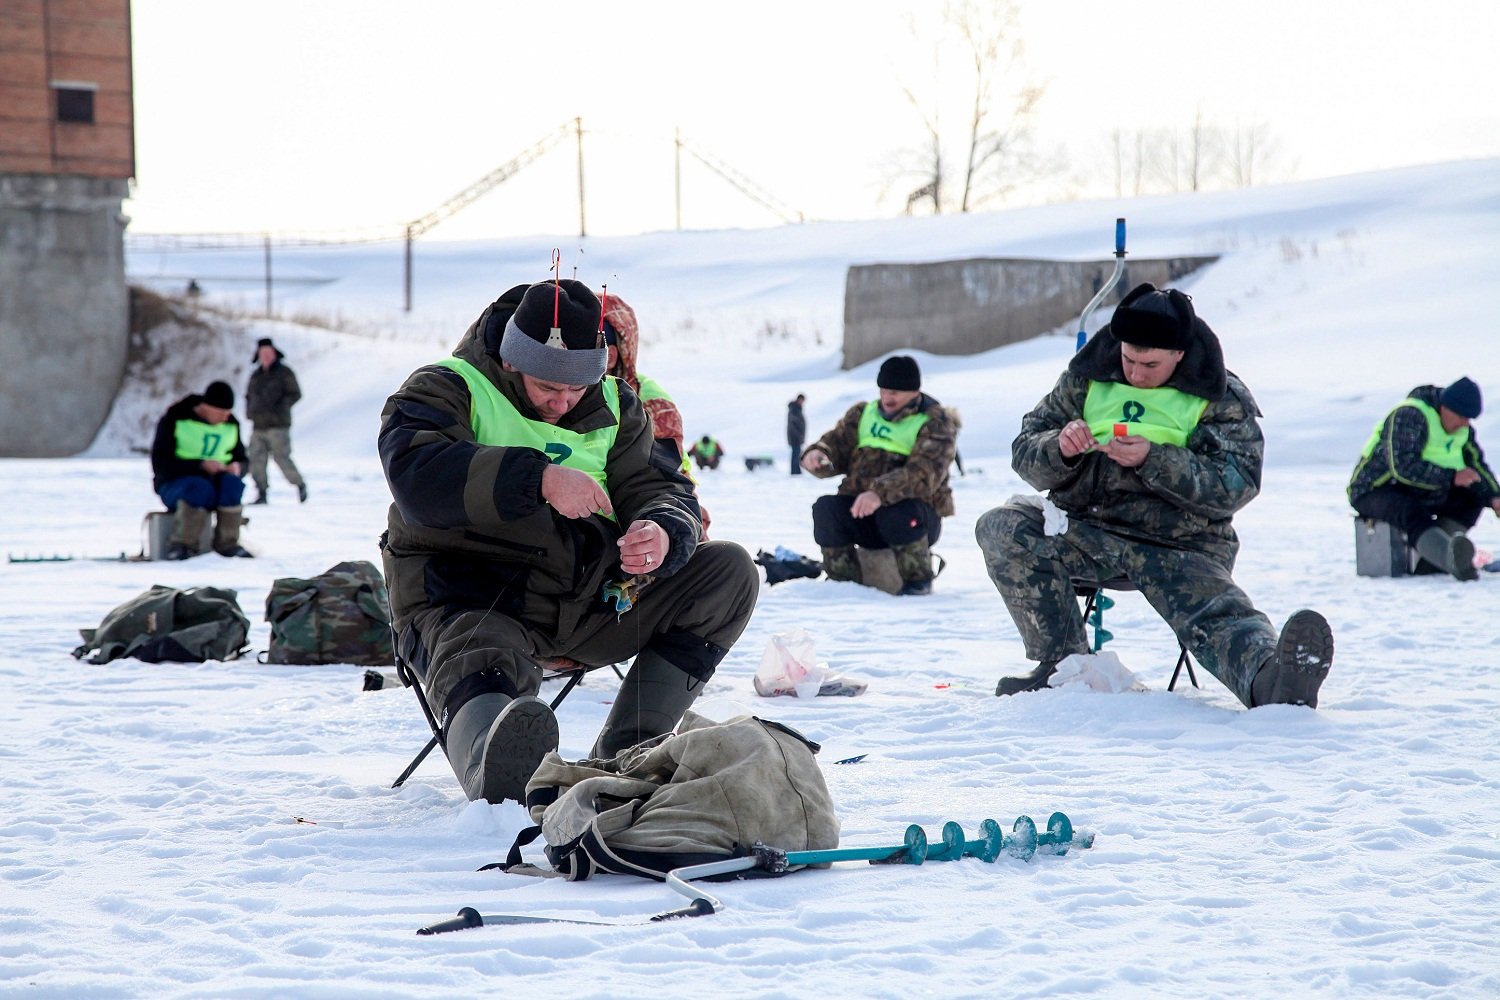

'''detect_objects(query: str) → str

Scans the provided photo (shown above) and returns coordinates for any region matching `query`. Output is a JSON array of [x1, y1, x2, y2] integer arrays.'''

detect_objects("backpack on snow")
[[262, 560, 395, 665], [73, 585, 251, 664], [754, 547, 824, 586], [501, 712, 841, 881]]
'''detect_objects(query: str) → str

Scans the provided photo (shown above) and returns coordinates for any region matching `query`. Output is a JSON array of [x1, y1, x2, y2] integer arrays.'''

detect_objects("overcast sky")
[[124, 0, 1500, 240]]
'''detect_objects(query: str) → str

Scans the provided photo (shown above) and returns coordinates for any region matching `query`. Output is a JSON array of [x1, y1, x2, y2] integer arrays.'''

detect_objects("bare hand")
[[618, 519, 668, 575], [850, 490, 883, 518], [1102, 434, 1151, 468], [1455, 468, 1480, 488], [541, 464, 614, 519], [202, 459, 227, 474], [801, 449, 833, 474], [1057, 419, 1098, 459], [227, 461, 242, 477]]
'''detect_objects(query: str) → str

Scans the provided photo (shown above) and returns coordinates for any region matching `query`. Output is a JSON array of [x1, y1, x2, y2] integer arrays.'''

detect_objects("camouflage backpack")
[[263, 560, 394, 665], [74, 585, 251, 664]]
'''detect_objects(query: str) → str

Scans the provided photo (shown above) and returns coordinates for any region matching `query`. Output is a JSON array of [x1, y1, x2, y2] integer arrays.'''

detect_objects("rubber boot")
[[820, 545, 861, 583], [1249, 609, 1334, 708], [855, 547, 903, 595], [169, 501, 211, 559], [250, 488, 268, 505], [297, 482, 308, 503], [1413, 526, 1478, 581], [589, 649, 705, 760], [892, 538, 935, 596], [444, 692, 559, 804], [213, 506, 253, 558], [995, 660, 1059, 697]]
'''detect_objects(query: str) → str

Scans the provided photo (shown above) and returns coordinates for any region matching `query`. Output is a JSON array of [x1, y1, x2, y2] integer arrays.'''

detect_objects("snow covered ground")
[[4, 159, 1500, 998]]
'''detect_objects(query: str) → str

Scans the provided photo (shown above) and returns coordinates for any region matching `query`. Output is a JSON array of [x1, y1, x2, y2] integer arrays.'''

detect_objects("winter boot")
[[590, 649, 706, 759], [855, 546, 903, 595], [170, 501, 211, 558], [893, 538, 935, 596], [213, 506, 253, 558], [820, 545, 861, 583], [995, 660, 1059, 697], [250, 488, 268, 505], [297, 482, 308, 503], [1413, 525, 1478, 581], [444, 692, 559, 804], [1250, 609, 1334, 708]]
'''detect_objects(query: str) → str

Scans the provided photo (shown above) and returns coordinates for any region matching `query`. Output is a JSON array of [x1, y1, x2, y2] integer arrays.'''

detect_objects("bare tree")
[[1223, 118, 1281, 188], [889, 0, 1049, 214]]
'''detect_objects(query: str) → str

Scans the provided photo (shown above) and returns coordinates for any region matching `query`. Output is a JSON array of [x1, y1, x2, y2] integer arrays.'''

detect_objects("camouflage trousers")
[[974, 498, 1277, 707], [248, 426, 305, 491]]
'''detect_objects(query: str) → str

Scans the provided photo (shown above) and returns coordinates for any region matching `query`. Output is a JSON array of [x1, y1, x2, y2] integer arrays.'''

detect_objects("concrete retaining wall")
[[842, 255, 1218, 369], [0, 173, 130, 456]]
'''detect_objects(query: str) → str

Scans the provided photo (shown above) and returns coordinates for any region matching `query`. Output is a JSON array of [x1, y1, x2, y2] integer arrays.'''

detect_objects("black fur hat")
[[1109, 283, 1196, 351]]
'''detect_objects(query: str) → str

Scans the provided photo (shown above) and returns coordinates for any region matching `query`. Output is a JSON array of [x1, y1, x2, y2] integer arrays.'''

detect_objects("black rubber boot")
[[1414, 526, 1477, 581], [445, 693, 559, 804], [250, 489, 268, 505], [590, 650, 705, 759], [1250, 609, 1334, 708], [996, 660, 1059, 697]]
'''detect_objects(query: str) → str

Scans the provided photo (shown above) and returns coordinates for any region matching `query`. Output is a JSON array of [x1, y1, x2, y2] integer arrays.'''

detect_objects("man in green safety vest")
[[378, 279, 757, 805], [1348, 377, 1499, 580], [801, 355, 959, 596], [149, 380, 252, 560], [977, 283, 1334, 709]]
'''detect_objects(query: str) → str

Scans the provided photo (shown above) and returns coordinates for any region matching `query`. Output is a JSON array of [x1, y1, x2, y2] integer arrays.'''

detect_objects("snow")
[[6, 159, 1500, 998]]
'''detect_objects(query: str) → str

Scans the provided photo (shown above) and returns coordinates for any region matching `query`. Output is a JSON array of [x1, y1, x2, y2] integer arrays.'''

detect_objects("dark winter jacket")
[[150, 394, 249, 491], [1347, 384, 1499, 506], [786, 400, 806, 447], [803, 394, 959, 516], [246, 357, 302, 428], [1011, 316, 1261, 567], [378, 285, 702, 636]]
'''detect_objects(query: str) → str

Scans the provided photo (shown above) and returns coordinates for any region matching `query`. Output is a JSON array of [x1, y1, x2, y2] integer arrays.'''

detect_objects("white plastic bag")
[[753, 628, 826, 698]]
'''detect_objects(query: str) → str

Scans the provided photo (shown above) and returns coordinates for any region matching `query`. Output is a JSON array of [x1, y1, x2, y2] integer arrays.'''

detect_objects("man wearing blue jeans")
[[150, 380, 252, 560]]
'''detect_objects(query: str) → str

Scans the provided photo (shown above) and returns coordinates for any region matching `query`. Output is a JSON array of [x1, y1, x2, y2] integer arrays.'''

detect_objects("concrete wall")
[[842, 255, 1219, 369], [0, 172, 130, 456]]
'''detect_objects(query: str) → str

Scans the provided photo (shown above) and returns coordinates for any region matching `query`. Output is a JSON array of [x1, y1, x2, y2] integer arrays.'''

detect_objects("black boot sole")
[[479, 697, 559, 805], [1267, 609, 1334, 708]]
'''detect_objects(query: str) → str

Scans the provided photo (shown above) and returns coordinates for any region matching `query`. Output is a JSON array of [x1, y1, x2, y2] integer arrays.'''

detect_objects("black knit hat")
[[499, 279, 607, 385], [1440, 376, 1482, 419], [203, 381, 234, 409], [877, 355, 921, 391], [1109, 283, 1196, 351]]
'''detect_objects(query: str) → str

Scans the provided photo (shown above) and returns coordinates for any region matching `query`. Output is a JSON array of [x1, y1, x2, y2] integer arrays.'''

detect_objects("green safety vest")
[[437, 357, 621, 501], [1082, 381, 1208, 447], [857, 401, 929, 455], [1359, 397, 1469, 472], [636, 373, 670, 403], [174, 418, 238, 464]]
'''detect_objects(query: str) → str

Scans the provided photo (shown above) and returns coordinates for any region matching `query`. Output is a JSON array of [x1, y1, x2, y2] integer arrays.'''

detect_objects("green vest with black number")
[[857, 401, 929, 455], [1082, 381, 1209, 447], [1359, 397, 1469, 472], [437, 357, 621, 501], [174, 419, 238, 464]]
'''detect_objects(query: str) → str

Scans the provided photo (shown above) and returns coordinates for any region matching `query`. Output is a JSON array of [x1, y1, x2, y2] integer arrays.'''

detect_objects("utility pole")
[[674, 126, 682, 231], [403, 224, 414, 313], [575, 116, 586, 237], [263, 234, 272, 316]]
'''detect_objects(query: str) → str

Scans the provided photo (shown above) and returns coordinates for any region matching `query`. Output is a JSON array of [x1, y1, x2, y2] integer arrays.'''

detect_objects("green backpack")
[[263, 560, 394, 665], [74, 585, 251, 664]]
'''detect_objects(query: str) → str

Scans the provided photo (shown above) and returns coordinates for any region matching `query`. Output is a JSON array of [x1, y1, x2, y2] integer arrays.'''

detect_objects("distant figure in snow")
[[976, 283, 1334, 707], [787, 394, 806, 474], [801, 355, 958, 596], [245, 337, 307, 505], [688, 434, 725, 471], [1348, 376, 1499, 580], [150, 380, 252, 560]]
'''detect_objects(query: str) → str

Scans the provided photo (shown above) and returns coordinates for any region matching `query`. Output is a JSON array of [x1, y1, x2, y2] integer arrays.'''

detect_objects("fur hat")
[[1108, 283, 1196, 351], [1440, 376, 1482, 419], [499, 279, 606, 385], [203, 381, 234, 409], [251, 337, 284, 364], [877, 355, 921, 391]]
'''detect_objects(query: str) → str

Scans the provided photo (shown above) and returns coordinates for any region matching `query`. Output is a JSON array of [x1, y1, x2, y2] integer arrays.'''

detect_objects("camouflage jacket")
[[803, 394, 959, 517], [1012, 318, 1262, 567], [378, 285, 702, 635], [245, 360, 302, 428], [1347, 384, 1499, 506]]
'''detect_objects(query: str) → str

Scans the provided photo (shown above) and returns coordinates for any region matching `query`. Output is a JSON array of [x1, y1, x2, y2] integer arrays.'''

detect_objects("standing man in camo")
[[246, 337, 307, 505], [975, 283, 1334, 707]]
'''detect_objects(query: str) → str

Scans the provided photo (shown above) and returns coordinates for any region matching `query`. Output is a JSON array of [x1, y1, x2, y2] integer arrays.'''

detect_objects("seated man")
[[1348, 376, 1498, 581], [687, 434, 724, 470], [378, 278, 758, 805], [149, 380, 252, 560], [975, 283, 1333, 707], [801, 355, 958, 596]]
